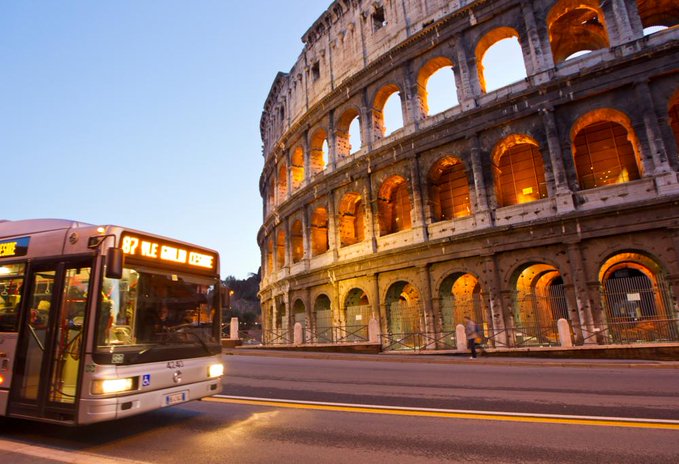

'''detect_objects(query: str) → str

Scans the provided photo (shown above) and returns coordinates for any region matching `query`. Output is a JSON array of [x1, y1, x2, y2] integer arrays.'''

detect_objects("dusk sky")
[[1, 1, 523, 279], [1, 0, 329, 279]]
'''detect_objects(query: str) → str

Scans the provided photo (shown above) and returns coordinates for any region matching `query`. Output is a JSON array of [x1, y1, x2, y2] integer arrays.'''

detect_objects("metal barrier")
[[380, 330, 457, 351], [582, 318, 679, 345], [262, 329, 292, 345]]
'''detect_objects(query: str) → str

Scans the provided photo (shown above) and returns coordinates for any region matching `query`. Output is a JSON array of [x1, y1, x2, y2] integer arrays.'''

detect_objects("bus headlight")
[[92, 377, 138, 395], [208, 363, 224, 378]]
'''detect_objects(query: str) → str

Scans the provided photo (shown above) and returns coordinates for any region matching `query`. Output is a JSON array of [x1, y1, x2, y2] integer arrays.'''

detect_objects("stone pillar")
[[230, 317, 239, 340], [418, 265, 436, 348], [411, 155, 429, 242], [562, 283, 584, 344], [557, 318, 573, 348], [566, 243, 597, 344], [302, 206, 311, 266], [468, 134, 492, 228], [327, 190, 340, 261], [454, 38, 480, 109], [606, 0, 637, 45], [293, 322, 303, 345], [540, 107, 575, 213], [482, 255, 508, 348], [365, 178, 379, 252], [456, 324, 467, 351]]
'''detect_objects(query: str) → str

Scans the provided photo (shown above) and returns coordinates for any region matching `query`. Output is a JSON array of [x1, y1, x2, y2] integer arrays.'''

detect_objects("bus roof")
[[0, 218, 93, 239]]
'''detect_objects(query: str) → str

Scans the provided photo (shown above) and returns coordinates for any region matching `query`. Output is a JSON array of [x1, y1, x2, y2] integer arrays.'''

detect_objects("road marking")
[[206, 395, 679, 430], [0, 438, 150, 464]]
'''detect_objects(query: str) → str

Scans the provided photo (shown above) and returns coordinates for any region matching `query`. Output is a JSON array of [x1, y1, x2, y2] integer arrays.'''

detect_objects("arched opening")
[[313, 294, 333, 343], [273, 296, 287, 344], [266, 239, 273, 275], [291, 145, 305, 191], [417, 57, 458, 116], [492, 135, 547, 207], [374, 84, 403, 138], [292, 298, 306, 327], [378, 176, 412, 236], [338, 192, 365, 247], [385, 281, 422, 350], [310, 128, 329, 175], [336, 108, 362, 160], [669, 91, 679, 150], [277, 162, 288, 200], [439, 273, 484, 334], [547, 0, 610, 65], [311, 207, 329, 256], [428, 156, 472, 221], [291, 219, 304, 263], [344, 288, 370, 341], [599, 252, 678, 343], [276, 229, 286, 269], [511, 263, 567, 346], [476, 28, 527, 93], [636, 0, 679, 35], [571, 109, 642, 190], [267, 178, 275, 211]]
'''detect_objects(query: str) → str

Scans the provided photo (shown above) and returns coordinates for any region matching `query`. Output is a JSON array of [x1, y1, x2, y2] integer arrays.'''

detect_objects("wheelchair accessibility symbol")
[[142, 374, 151, 387]]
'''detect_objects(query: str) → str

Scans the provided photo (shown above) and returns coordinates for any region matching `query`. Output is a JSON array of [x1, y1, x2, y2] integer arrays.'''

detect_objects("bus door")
[[9, 260, 91, 422]]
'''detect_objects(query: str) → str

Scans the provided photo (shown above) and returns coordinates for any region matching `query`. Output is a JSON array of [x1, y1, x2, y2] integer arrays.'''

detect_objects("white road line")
[[0, 438, 150, 464], [212, 394, 679, 427]]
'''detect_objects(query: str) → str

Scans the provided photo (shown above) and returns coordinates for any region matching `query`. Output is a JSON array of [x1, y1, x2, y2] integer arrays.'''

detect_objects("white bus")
[[0, 219, 224, 425]]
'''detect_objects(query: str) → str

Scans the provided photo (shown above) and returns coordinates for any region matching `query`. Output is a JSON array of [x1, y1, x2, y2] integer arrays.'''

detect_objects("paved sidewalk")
[[224, 347, 679, 369]]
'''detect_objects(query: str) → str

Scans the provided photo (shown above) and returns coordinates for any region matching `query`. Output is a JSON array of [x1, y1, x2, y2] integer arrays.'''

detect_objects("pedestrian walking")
[[464, 315, 481, 358]]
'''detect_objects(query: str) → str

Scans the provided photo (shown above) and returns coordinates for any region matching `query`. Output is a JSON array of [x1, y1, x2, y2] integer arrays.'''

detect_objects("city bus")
[[0, 219, 224, 425]]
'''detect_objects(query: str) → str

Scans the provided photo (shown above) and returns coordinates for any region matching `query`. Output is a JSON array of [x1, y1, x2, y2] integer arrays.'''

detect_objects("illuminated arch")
[[417, 56, 458, 116], [290, 219, 304, 263], [570, 109, 642, 190], [428, 156, 472, 221], [290, 145, 305, 191], [636, 0, 679, 33], [547, 0, 610, 64], [310, 128, 328, 175], [313, 293, 333, 343], [276, 229, 286, 269], [266, 238, 273, 274], [338, 192, 365, 247], [377, 175, 412, 236], [385, 281, 422, 348], [336, 107, 361, 160], [310, 206, 329, 256], [438, 272, 484, 332], [277, 162, 288, 200], [373, 84, 403, 137], [475, 27, 527, 93], [491, 134, 547, 207]]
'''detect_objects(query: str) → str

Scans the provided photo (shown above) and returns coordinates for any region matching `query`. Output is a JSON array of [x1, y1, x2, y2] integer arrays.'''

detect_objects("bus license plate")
[[164, 391, 188, 406]]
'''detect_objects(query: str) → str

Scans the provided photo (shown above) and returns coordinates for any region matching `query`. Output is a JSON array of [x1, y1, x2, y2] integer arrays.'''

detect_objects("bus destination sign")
[[120, 233, 217, 272], [0, 237, 30, 259]]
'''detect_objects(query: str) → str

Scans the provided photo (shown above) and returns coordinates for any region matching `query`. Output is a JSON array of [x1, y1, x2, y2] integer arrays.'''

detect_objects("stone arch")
[[343, 287, 371, 341], [570, 108, 642, 190], [428, 155, 472, 221], [475, 27, 527, 93], [290, 145, 305, 191], [373, 83, 403, 137], [338, 192, 365, 246], [416, 56, 458, 116], [438, 272, 484, 333], [292, 298, 306, 326], [276, 229, 286, 269], [277, 162, 288, 200], [310, 128, 329, 175], [384, 280, 422, 348], [636, 0, 679, 33], [336, 107, 361, 160], [290, 219, 304, 263], [313, 293, 333, 343], [266, 238, 273, 275], [491, 134, 547, 207], [377, 175, 412, 236], [547, 0, 610, 64], [509, 261, 568, 345], [597, 251, 677, 341], [310, 206, 329, 256]]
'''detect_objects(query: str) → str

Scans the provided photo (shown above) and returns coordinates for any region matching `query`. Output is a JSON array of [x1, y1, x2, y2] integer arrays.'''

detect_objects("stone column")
[[411, 155, 429, 242], [454, 37, 480, 110], [327, 190, 340, 261], [365, 176, 379, 252], [606, 0, 637, 45], [482, 255, 508, 348], [418, 265, 436, 348], [541, 106, 575, 212], [468, 134, 492, 227], [566, 243, 596, 344]]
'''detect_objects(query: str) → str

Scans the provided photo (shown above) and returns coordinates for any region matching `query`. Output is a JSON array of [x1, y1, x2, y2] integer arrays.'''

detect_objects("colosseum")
[[257, 0, 679, 353]]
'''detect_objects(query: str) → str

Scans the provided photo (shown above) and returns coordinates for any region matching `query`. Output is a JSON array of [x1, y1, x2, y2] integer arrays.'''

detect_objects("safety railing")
[[262, 329, 292, 345], [582, 318, 679, 345], [381, 331, 457, 351]]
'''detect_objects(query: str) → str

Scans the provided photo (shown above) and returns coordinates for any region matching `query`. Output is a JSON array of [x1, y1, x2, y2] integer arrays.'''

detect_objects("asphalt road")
[[1, 351, 678, 464]]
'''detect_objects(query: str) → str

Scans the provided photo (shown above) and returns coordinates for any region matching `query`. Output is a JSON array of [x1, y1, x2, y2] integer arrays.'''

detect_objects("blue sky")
[[1, 0, 329, 279], [1, 1, 525, 280]]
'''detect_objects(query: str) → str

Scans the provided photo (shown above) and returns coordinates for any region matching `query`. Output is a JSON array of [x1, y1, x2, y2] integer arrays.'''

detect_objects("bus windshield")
[[97, 266, 221, 362]]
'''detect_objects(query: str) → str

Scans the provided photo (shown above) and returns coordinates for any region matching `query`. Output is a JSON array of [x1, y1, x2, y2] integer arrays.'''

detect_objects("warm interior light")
[[97, 226, 106, 233], [92, 377, 137, 395], [208, 363, 224, 378], [522, 187, 533, 195], [0, 374, 4, 384]]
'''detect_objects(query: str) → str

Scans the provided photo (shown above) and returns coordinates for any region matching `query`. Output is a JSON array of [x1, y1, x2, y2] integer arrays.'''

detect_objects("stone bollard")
[[368, 317, 381, 343], [557, 318, 573, 348], [293, 322, 303, 345], [230, 317, 239, 340], [456, 324, 467, 351]]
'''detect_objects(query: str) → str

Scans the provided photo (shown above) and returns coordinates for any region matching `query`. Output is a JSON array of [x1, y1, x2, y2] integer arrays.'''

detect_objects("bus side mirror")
[[106, 248, 124, 279]]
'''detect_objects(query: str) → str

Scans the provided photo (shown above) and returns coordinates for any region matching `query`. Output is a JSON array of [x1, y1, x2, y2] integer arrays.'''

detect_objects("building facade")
[[258, 0, 679, 351]]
